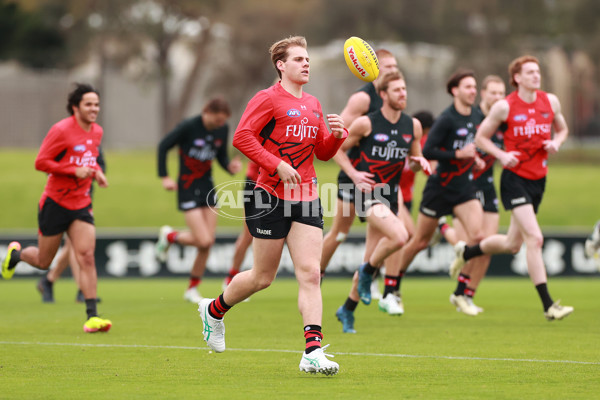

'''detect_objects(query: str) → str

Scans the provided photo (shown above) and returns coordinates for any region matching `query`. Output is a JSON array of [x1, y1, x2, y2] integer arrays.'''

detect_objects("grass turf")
[[1, 277, 598, 399]]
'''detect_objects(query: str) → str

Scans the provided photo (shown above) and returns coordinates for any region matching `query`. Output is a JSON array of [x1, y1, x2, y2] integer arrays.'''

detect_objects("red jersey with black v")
[[35, 115, 103, 210], [356, 109, 414, 205], [503, 90, 554, 180], [233, 82, 346, 201]]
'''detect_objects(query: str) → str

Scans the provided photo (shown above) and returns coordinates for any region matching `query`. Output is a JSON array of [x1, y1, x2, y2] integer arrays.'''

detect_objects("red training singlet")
[[504, 90, 554, 180]]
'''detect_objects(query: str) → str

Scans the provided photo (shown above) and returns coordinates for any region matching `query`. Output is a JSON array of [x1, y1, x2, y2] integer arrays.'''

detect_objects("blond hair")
[[269, 36, 307, 79]]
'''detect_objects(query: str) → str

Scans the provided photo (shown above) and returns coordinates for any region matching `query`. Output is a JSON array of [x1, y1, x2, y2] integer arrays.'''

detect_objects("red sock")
[[188, 277, 201, 289], [167, 231, 178, 244], [208, 294, 231, 319], [304, 325, 323, 354]]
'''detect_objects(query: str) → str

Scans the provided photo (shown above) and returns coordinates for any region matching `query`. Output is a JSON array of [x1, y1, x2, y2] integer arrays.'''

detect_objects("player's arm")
[[422, 116, 463, 161], [544, 93, 569, 154], [314, 113, 347, 161], [157, 120, 187, 191], [340, 91, 370, 127], [35, 126, 79, 177], [215, 126, 242, 175], [333, 116, 375, 189], [475, 99, 518, 168], [408, 118, 431, 175]]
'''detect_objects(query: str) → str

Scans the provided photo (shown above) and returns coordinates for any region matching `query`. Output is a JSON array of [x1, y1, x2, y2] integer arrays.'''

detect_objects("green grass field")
[[1, 277, 599, 399], [0, 148, 598, 233]]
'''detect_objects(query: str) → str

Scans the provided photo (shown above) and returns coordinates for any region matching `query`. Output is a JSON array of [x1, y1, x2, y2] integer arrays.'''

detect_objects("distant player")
[[198, 36, 346, 375], [448, 75, 506, 314], [450, 55, 574, 321], [584, 220, 600, 268], [155, 97, 242, 303], [334, 71, 430, 333], [392, 69, 487, 316], [1, 83, 111, 333], [320, 49, 399, 299]]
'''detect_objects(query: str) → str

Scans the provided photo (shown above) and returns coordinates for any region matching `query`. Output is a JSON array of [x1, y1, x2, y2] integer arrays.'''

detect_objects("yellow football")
[[343, 37, 379, 82]]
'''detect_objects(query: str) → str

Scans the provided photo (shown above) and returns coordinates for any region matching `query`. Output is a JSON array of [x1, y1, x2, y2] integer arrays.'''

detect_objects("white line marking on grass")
[[2, 341, 599, 366]]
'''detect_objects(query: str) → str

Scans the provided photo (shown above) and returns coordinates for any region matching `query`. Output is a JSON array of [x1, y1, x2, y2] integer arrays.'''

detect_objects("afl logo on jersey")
[[374, 133, 389, 142], [456, 128, 469, 137], [287, 109, 301, 117], [74, 145, 86, 152], [194, 139, 206, 146], [514, 114, 528, 122]]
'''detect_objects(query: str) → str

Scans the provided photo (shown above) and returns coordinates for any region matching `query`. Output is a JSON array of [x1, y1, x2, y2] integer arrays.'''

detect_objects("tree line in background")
[[2, 0, 600, 136]]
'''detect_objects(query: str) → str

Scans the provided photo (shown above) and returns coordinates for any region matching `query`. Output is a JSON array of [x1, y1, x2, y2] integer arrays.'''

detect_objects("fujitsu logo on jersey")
[[189, 147, 216, 161], [513, 118, 551, 139], [69, 150, 97, 167], [371, 141, 409, 161], [286, 124, 318, 140]]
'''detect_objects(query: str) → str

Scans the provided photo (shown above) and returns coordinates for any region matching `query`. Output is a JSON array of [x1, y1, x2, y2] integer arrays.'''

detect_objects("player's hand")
[[473, 156, 486, 171], [276, 160, 301, 188], [228, 156, 243, 174], [350, 170, 375, 192], [498, 151, 520, 168], [161, 176, 177, 191], [95, 169, 108, 188], [326, 114, 345, 138], [543, 139, 560, 154], [455, 143, 477, 159], [75, 166, 96, 179], [409, 156, 432, 176]]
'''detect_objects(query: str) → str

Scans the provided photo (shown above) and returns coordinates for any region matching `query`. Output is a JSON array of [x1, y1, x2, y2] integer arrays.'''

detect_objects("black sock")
[[395, 272, 404, 294], [344, 297, 358, 312], [85, 299, 97, 319], [535, 283, 554, 311], [304, 325, 323, 354], [463, 244, 484, 261], [454, 273, 470, 296], [8, 249, 21, 269], [362, 262, 378, 275], [383, 275, 398, 297]]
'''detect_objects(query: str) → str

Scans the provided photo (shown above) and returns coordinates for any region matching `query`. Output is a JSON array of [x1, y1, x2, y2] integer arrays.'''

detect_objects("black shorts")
[[355, 185, 398, 222], [500, 169, 545, 213], [245, 189, 324, 239], [336, 171, 356, 204], [475, 184, 499, 213], [177, 186, 217, 211], [242, 178, 256, 217], [38, 196, 94, 236], [419, 180, 478, 219]]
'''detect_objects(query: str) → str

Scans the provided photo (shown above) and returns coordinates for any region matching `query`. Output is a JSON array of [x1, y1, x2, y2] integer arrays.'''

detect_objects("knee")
[[252, 271, 275, 291], [196, 236, 215, 250], [390, 232, 408, 250], [76, 249, 96, 267], [526, 234, 544, 250]]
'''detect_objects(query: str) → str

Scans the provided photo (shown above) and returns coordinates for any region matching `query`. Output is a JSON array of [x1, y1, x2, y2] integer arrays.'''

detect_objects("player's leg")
[[287, 222, 339, 375], [36, 238, 70, 303], [68, 219, 111, 332], [181, 207, 218, 302], [321, 198, 355, 273], [356, 204, 408, 306], [224, 224, 253, 287], [397, 212, 439, 274]]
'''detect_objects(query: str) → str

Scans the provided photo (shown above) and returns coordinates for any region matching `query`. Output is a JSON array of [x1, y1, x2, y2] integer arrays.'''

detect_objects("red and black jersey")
[[233, 82, 346, 201], [357, 110, 414, 189], [157, 114, 231, 190], [423, 104, 484, 191], [471, 104, 505, 186], [503, 90, 554, 180], [35, 115, 103, 210]]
